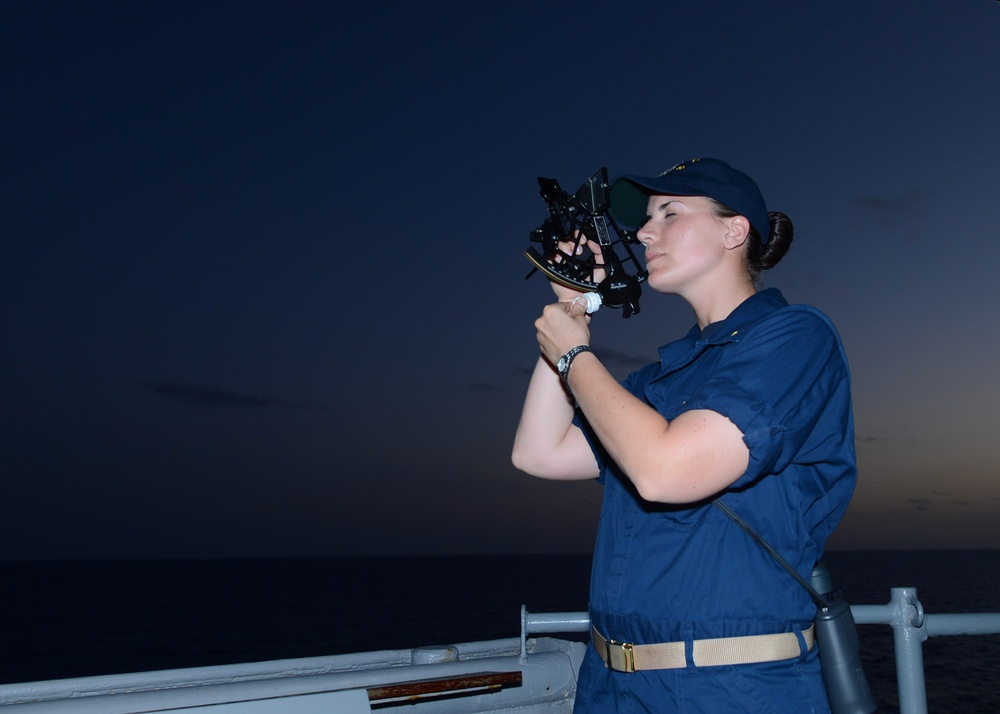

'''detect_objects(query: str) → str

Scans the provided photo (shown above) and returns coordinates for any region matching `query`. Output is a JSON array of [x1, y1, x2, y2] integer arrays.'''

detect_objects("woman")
[[512, 158, 856, 713]]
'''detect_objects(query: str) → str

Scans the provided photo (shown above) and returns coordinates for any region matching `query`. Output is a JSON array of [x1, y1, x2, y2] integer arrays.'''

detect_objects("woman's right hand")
[[547, 235, 606, 303]]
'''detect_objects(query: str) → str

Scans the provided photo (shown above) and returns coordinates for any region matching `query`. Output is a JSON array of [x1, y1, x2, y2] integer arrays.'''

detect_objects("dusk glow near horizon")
[[4, 1, 1000, 559]]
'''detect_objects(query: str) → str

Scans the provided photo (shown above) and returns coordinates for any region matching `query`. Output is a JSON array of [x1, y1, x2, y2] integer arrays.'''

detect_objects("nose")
[[635, 217, 653, 246]]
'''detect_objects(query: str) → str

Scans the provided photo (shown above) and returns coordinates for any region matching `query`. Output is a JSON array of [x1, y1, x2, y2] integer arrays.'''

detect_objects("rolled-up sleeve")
[[676, 307, 851, 488]]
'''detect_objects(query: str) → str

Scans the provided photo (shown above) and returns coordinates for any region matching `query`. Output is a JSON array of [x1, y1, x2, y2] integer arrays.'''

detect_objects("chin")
[[645, 271, 679, 295]]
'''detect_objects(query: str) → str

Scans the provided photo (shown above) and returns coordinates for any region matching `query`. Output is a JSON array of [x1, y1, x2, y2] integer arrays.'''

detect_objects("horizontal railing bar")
[[524, 611, 591, 633], [924, 613, 1000, 636], [523, 607, 1000, 638], [851, 604, 895, 625]]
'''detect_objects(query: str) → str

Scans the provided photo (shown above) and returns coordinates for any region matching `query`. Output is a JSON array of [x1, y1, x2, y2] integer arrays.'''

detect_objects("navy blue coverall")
[[574, 289, 856, 713]]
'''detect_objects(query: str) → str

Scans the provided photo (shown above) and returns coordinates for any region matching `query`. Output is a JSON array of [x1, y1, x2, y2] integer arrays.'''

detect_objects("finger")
[[585, 239, 607, 279], [566, 297, 595, 319], [554, 233, 584, 261]]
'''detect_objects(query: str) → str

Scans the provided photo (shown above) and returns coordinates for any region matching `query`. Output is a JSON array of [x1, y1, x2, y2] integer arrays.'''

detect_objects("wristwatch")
[[557, 345, 593, 383]]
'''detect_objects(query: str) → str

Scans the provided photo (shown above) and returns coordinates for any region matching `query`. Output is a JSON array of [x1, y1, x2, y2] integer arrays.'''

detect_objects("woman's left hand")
[[535, 298, 592, 367]]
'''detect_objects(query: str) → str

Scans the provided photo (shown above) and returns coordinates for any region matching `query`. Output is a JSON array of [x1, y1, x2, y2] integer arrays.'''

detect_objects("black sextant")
[[524, 168, 647, 318]]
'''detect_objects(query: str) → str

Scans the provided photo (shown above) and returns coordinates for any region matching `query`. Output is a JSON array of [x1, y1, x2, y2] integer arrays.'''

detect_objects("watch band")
[[558, 345, 593, 382]]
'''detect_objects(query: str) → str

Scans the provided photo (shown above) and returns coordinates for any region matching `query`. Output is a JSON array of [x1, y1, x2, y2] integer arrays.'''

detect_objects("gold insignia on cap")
[[659, 158, 699, 176]]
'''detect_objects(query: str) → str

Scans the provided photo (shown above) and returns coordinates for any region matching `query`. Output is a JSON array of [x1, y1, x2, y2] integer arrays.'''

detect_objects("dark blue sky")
[[4, 1, 999, 559]]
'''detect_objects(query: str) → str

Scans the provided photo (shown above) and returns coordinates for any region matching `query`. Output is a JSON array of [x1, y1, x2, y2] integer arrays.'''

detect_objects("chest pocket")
[[628, 341, 747, 527]]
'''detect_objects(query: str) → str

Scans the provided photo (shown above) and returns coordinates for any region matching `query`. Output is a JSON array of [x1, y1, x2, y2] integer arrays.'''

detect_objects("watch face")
[[557, 356, 568, 372]]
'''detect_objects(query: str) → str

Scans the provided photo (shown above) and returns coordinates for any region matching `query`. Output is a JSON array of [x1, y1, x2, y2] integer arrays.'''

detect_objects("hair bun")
[[757, 212, 793, 270]]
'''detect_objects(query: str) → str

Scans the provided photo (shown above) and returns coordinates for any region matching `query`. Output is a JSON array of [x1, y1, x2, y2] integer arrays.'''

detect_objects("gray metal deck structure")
[[0, 587, 996, 713]]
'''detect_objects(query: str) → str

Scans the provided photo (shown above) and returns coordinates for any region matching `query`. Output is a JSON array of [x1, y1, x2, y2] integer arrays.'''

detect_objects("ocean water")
[[2, 551, 998, 712]]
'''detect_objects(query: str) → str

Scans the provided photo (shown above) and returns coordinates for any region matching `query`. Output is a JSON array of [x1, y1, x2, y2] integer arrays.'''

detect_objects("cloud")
[[594, 346, 650, 374], [891, 492, 991, 514], [511, 347, 650, 381], [853, 190, 927, 243], [854, 189, 925, 218], [466, 382, 504, 393], [141, 381, 329, 411]]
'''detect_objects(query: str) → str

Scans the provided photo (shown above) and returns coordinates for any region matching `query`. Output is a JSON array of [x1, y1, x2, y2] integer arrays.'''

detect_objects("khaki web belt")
[[592, 624, 814, 672]]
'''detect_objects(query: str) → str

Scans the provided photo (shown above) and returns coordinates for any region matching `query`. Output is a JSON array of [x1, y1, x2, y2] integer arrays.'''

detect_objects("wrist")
[[557, 345, 593, 383]]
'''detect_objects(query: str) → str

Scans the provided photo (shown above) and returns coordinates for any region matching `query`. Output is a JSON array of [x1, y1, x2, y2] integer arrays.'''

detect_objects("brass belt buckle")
[[605, 639, 636, 673]]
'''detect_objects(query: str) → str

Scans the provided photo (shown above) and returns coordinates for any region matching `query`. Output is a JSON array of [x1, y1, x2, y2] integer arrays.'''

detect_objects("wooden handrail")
[[368, 670, 522, 705]]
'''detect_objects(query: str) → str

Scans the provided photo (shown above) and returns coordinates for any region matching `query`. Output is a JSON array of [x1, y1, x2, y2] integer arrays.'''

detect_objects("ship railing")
[[521, 587, 1000, 714]]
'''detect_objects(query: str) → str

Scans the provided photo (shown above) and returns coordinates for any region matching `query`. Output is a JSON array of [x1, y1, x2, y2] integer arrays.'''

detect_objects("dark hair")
[[707, 199, 793, 281]]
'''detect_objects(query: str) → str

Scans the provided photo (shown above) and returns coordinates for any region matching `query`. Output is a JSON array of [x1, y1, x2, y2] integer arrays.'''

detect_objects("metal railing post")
[[889, 587, 927, 714]]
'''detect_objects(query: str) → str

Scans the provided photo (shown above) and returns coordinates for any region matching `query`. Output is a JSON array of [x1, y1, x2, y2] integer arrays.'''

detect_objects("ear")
[[723, 215, 750, 251]]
